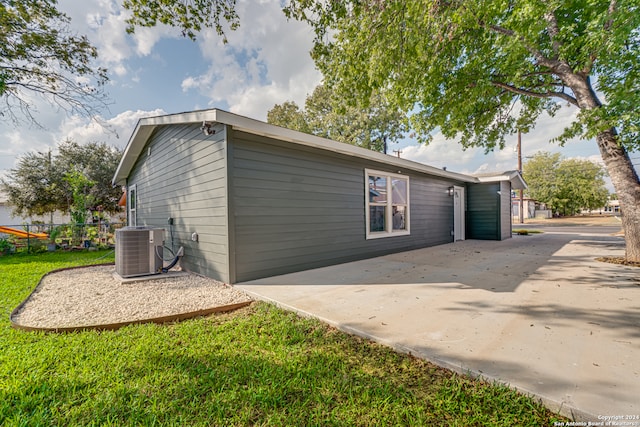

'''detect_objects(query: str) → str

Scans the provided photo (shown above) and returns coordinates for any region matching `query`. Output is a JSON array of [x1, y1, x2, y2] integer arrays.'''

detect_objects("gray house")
[[112, 109, 525, 284]]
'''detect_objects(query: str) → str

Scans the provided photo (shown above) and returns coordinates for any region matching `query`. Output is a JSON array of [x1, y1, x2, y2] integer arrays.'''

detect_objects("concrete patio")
[[237, 228, 639, 422]]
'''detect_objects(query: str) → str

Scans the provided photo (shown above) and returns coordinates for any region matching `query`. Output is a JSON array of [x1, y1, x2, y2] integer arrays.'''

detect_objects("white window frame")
[[128, 184, 137, 227], [365, 169, 410, 239]]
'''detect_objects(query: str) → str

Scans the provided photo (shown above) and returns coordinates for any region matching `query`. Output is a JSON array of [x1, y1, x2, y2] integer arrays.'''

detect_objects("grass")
[[0, 251, 567, 426]]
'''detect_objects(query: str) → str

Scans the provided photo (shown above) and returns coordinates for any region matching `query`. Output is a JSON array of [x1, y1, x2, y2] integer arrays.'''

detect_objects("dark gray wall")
[[126, 123, 232, 282], [125, 123, 506, 283], [466, 183, 500, 240], [228, 130, 459, 282]]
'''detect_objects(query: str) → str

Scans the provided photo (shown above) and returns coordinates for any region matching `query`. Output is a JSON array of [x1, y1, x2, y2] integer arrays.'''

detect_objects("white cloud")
[[0, 108, 165, 178], [400, 133, 479, 172], [58, 109, 167, 150], [60, 0, 320, 121], [400, 104, 605, 175], [60, 0, 179, 82], [180, 0, 321, 120], [60, 0, 132, 68], [110, 64, 128, 77], [133, 25, 177, 57]]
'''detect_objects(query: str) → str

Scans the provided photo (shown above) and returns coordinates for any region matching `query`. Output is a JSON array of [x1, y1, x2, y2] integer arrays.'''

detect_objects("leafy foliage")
[[0, 150, 64, 217], [63, 169, 95, 225], [122, 0, 240, 42], [523, 152, 609, 215], [0, 140, 123, 219], [268, 101, 312, 134], [285, 0, 639, 151], [0, 0, 108, 125], [56, 140, 123, 214], [268, 84, 408, 152]]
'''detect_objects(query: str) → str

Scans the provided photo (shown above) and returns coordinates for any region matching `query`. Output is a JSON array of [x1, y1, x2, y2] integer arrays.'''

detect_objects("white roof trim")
[[475, 170, 527, 190], [112, 108, 516, 188]]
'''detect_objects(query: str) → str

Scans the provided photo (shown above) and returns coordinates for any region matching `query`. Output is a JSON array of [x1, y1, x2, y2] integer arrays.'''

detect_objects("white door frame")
[[453, 185, 465, 241]]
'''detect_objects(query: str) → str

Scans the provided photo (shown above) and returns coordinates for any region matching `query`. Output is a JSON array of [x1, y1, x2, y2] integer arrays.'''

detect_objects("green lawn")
[[0, 251, 566, 426]]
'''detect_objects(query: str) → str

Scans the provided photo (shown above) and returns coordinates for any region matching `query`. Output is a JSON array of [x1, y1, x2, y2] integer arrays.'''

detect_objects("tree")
[[268, 84, 408, 152], [56, 140, 123, 214], [285, 0, 640, 261], [0, 0, 108, 126], [523, 152, 609, 216], [63, 168, 95, 226], [267, 101, 312, 135], [559, 158, 610, 214], [0, 140, 123, 220], [0, 149, 65, 219]]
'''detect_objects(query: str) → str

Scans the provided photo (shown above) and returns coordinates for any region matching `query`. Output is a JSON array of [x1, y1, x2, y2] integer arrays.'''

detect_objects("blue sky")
[[1, 0, 636, 189]]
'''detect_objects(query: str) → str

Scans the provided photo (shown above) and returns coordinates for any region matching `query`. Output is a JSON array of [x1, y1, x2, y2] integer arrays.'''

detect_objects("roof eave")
[[112, 108, 479, 186], [475, 171, 528, 190]]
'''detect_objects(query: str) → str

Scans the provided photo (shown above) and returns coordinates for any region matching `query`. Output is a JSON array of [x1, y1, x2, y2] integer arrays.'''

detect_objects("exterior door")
[[453, 186, 465, 241]]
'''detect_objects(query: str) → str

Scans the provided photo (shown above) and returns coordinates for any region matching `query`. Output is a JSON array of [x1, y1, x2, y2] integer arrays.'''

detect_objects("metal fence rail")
[[0, 222, 126, 254]]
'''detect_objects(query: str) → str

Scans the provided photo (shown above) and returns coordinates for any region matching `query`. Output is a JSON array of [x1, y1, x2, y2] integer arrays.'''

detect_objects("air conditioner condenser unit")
[[115, 227, 164, 278]]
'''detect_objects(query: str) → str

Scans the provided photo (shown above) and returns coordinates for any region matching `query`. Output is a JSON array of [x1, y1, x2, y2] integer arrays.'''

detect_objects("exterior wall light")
[[448, 186, 455, 197], [201, 121, 215, 136]]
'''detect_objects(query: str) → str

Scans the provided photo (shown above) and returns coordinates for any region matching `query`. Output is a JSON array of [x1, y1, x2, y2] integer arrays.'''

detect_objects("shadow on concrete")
[[237, 229, 639, 421], [332, 295, 640, 422], [443, 301, 640, 339], [241, 232, 629, 294]]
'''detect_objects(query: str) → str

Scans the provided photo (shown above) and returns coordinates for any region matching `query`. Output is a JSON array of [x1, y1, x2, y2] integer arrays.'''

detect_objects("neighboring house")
[[112, 109, 526, 284], [603, 199, 620, 214], [585, 198, 620, 215], [0, 191, 71, 227], [511, 197, 548, 220]]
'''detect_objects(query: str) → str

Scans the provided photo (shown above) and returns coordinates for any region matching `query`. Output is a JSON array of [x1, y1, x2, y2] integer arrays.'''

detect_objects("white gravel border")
[[11, 265, 252, 329]]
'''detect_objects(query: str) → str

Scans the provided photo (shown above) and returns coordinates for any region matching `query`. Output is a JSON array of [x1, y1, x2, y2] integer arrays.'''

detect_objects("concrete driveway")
[[236, 227, 639, 422]]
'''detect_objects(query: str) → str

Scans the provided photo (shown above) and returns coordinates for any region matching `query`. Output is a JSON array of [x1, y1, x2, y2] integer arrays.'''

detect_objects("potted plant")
[[84, 225, 99, 249], [47, 226, 61, 251]]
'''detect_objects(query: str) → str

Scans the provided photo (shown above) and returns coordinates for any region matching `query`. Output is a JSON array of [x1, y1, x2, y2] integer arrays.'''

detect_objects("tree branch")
[[490, 81, 579, 106], [581, 0, 618, 75], [604, 0, 617, 32], [486, 23, 560, 70], [543, 10, 561, 59]]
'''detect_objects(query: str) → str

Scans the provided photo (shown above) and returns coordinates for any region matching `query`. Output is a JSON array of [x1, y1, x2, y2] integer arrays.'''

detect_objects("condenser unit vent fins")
[[115, 227, 164, 278]]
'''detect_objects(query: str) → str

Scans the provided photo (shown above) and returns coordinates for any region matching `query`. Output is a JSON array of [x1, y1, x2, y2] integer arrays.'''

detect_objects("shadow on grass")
[[0, 304, 562, 426]]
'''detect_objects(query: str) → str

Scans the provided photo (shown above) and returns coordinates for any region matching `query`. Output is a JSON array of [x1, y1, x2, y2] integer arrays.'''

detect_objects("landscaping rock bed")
[[11, 265, 252, 331]]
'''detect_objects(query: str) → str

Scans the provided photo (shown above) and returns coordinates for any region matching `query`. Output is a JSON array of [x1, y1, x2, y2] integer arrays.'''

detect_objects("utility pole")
[[517, 130, 524, 224], [48, 149, 53, 228], [393, 149, 402, 158]]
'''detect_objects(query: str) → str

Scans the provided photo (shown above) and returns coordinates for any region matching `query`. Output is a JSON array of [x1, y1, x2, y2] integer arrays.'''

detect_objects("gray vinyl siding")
[[126, 123, 231, 282], [466, 183, 501, 240], [500, 181, 512, 240], [229, 130, 457, 283]]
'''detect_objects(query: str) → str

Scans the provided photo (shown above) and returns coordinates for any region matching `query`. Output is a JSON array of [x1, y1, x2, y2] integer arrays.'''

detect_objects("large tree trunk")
[[564, 73, 640, 262], [596, 128, 640, 262]]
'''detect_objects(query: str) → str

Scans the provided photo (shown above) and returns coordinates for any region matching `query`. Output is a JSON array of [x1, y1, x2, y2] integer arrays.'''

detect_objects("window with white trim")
[[128, 184, 137, 227], [365, 169, 410, 239]]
